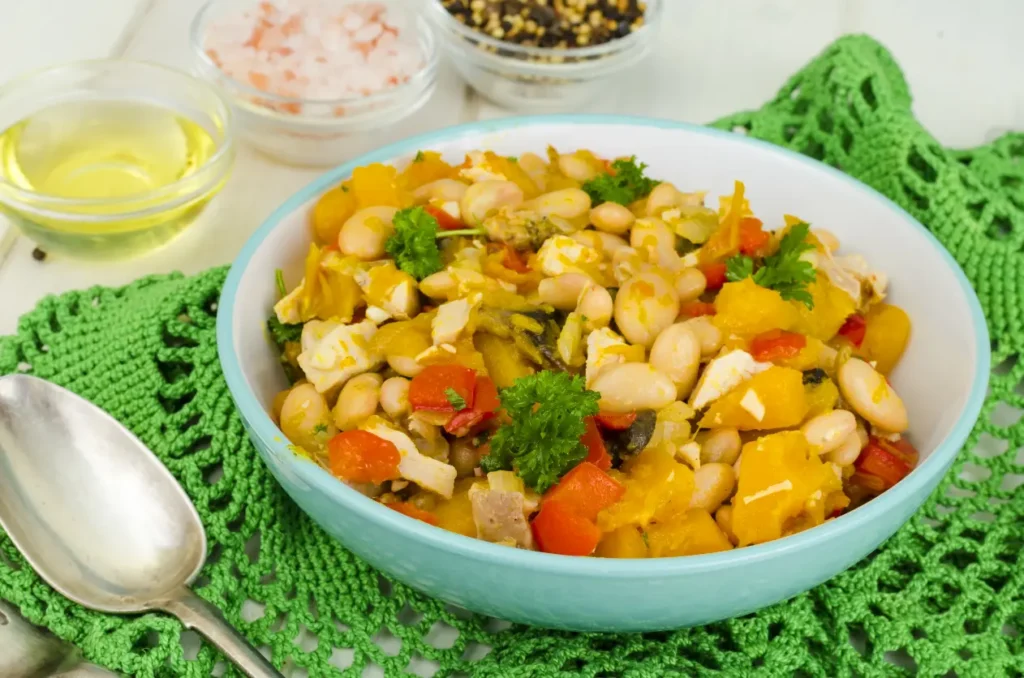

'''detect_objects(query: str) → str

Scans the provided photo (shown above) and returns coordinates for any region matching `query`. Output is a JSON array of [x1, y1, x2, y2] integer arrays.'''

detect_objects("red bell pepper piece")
[[595, 411, 636, 430], [444, 376, 501, 436], [749, 329, 807, 362], [531, 501, 601, 556], [501, 244, 532, 273], [737, 217, 770, 255], [700, 262, 728, 291], [388, 502, 439, 526], [838, 314, 867, 348], [855, 441, 911, 489], [409, 365, 477, 412], [680, 301, 716, 318], [580, 416, 612, 470], [424, 204, 465, 230], [328, 430, 401, 484], [542, 461, 624, 522]]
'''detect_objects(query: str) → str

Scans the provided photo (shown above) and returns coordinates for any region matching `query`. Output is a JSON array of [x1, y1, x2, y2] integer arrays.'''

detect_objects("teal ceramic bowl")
[[216, 116, 989, 632]]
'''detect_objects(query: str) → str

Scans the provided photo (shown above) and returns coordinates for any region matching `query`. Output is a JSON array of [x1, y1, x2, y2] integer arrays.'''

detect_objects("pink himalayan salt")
[[204, 0, 425, 114]]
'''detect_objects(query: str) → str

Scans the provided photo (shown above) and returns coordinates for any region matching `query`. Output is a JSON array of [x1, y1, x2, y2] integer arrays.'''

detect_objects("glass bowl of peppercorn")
[[427, 0, 662, 112]]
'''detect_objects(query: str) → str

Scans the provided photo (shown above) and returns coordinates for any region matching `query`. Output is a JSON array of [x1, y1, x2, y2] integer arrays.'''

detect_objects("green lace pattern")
[[1, 35, 1022, 677]]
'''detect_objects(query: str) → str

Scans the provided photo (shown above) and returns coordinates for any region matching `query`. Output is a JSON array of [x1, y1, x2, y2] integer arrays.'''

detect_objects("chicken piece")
[[362, 416, 456, 498], [468, 484, 533, 548], [689, 349, 771, 410], [585, 327, 643, 388], [355, 262, 420, 321], [432, 293, 482, 346], [297, 319, 382, 393], [535, 235, 602, 277]]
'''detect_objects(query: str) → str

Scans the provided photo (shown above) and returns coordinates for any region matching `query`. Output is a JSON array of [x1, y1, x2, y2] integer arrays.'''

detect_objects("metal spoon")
[[0, 374, 282, 678], [0, 599, 120, 677]]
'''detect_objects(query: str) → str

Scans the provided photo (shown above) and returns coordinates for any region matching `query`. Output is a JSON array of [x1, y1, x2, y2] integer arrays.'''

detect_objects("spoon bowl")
[[0, 374, 282, 677], [0, 374, 205, 612]]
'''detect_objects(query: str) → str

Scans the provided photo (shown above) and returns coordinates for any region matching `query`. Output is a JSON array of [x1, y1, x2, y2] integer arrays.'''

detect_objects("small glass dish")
[[426, 0, 663, 113], [0, 60, 235, 261], [189, 0, 440, 167]]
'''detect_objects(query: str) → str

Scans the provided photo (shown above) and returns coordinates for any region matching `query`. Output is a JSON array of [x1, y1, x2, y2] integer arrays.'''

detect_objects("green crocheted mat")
[[1, 34, 1022, 677]]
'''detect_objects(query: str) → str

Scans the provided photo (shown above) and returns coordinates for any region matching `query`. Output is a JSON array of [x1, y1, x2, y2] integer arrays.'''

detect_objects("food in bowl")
[[267, 145, 918, 558]]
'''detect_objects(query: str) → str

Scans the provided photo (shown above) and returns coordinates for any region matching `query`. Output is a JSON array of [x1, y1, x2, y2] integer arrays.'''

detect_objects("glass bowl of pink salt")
[[190, 0, 439, 167]]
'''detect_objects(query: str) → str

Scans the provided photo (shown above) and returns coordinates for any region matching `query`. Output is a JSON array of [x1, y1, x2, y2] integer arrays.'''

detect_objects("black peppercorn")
[[442, 0, 647, 49], [31, 247, 47, 262]]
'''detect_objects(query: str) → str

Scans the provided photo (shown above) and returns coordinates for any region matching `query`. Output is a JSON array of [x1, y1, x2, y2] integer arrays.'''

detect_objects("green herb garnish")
[[267, 314, 302, 348], [725, 222, 817, 308], [582, 155, 659, 206], [414, 150, 426, 162], [385, 207, 483, 280], [481, 371, 600, 492], [507, 156, 518, 163], [445, 387, 467, 410], [275, 268, 287, 298], [725, 255, 754, 282], [313, 423, 328, 435]]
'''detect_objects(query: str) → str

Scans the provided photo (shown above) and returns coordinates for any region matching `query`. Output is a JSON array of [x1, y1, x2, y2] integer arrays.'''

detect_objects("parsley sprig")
[[582, 156, 659, 206], [444, 387, 467, 410], [384, 207, 483, 280], [481, 371, 600, 492], [726, 222, 817, 308]]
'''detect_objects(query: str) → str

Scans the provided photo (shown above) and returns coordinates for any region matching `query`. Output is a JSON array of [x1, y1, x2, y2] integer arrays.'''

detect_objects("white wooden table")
[[1, 0, 1023, 335]]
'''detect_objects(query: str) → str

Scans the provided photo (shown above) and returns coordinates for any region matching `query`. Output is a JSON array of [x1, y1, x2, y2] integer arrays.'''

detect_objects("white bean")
[[570, 229, 630, 256], [700, 427, 741, 465], [590, 362, 677, 413], [801, 410, 857, 454], [460, 180, 524, 227], [419, 270, 456, 299], [682, 317, 723, 357], [646, 182, 685, 216], [532, 188, 592, 221], [338, 206, 397, 260], [613, 271, 680, 348], [517, 152, 548, 187], [413, 178, 468, 203], [590, 202, 635, 235], [538, 273, 594, 310], [577, 285, 613, 330], [690, 463, 737, 512], [856, 421, 869, 447], [332, 373, 383, 431], [826, 430, 864, 466], [812, 228, 840, 253], [380, 377, 411, 418], [674, 267, 707, 303], [649, 322, 701, 399], [838, 358, 908, 432], [558, 152, 600, 182], [630, 218, 678, 268], [280, 383, 335, 452], [611, 247, 645, 285]]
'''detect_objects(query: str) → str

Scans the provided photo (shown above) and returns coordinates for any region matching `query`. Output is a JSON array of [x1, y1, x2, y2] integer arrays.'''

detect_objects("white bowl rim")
[[216, 114, 990, 578]]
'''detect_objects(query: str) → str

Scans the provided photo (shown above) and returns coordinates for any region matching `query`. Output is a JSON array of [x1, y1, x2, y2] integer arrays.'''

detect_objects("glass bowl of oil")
[[0, 60, 236, 260]]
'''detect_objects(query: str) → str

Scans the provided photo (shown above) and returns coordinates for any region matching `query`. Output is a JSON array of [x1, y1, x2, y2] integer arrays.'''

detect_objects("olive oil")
[[0, 99, 217, 199], [0, 99, 229, 259]]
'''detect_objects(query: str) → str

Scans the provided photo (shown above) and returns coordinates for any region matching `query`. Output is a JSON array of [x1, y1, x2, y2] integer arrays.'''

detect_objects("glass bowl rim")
[[0, 58, 236, 216], [189, 0, 440, 113], [425, 0, 664, 62]]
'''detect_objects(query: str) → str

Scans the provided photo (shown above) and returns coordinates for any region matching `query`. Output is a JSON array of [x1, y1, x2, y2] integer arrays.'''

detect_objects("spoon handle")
[[161, 588, 284, 678]]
